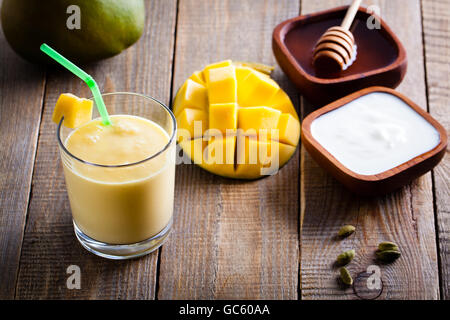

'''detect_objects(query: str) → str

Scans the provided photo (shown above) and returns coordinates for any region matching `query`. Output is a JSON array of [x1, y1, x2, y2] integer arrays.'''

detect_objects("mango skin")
[[1, 0, 145, 64]]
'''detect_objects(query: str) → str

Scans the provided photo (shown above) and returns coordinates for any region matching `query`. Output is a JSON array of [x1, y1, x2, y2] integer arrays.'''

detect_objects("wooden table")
[[0, 0, 448, 300]]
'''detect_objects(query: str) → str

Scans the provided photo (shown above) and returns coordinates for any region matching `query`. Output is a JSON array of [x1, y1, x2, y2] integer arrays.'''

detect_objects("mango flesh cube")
[[203, 60, 233, 81], [267, 89, 298, 119], [238, 69, 279, 107], [277, 113, 300, 146], [236, 66, 270, 82], [189, 71, 205, 85], [209, 103, 238, 134], [173, 79, 208, 116], [179, 137, 236, 177], [235, 137, 271, 178], [179, 138, 207, 166], [236, 66, 254, 101], [176, 108, 208, 141], [236, 66, 273, 107], [235, 136, 296, 178], [52, 93, 93, 129], [203, 136, 236, 176], [205, 66, 237, 104], [238, 107, 281, 136], [236, 66, 254, 85]]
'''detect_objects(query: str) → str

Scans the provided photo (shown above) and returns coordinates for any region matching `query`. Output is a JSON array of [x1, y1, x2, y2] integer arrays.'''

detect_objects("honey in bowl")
[[285, 17, 398, 79], [272, 6, 407, 105]]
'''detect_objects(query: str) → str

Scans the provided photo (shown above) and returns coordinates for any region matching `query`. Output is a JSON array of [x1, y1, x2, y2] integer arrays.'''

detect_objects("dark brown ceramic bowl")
[[301, 87, 447, 196], [273, 6, 407, 106]]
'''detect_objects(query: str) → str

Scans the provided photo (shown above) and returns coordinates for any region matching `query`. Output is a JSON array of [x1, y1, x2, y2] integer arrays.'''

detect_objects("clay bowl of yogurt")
[[301, 86, 447, 195]]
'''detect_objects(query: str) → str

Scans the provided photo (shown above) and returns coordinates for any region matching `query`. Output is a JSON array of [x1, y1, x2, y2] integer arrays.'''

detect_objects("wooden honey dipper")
[[313, 0, 362, 73]]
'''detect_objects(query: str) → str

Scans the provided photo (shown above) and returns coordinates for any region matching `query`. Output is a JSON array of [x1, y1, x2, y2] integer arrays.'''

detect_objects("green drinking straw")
[[40, 43, 111, 125]]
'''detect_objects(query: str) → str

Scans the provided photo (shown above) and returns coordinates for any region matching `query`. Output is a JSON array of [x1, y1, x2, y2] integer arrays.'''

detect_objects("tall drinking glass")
[[57, 93, 176, 259]]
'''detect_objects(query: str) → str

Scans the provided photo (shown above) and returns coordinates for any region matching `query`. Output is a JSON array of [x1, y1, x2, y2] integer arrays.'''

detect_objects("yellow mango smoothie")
[[62, 114, 176, 245]]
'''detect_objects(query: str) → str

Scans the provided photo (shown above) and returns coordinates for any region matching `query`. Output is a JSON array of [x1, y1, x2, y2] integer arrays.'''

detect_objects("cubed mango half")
[[174, 60, 300, 179]]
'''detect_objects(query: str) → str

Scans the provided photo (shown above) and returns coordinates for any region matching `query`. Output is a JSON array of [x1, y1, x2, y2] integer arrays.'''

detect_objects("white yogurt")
[[310, 92, 440, 175]]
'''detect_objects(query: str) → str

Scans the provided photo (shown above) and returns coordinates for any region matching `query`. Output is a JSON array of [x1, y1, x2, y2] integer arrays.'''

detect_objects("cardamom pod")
[[337, 249, 355, 266], [378, 241, 399, 252], [376, 249, 401, 262], [339, 267, 353, 285], [337, 225, 356, 238]]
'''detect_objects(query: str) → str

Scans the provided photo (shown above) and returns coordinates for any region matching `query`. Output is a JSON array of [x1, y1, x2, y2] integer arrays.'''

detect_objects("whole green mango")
[[1, 0, 145, 64]]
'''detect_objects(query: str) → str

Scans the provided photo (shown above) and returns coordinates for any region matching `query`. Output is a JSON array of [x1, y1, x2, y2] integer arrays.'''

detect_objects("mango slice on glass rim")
[[52, 93, 93, 129], [174, 60, 300, 179]]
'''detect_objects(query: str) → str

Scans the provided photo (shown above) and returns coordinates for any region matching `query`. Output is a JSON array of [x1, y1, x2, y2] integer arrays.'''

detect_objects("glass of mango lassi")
[[57, 92, 176, 259]]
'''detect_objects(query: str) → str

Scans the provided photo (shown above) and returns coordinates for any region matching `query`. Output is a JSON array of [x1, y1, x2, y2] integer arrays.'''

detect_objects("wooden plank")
[[300, 0, 440, 299], [0, 1, 46, 298], [422, 0, 450, 300], [14, 0, 177, 299], [158, 0, 300, 299]]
